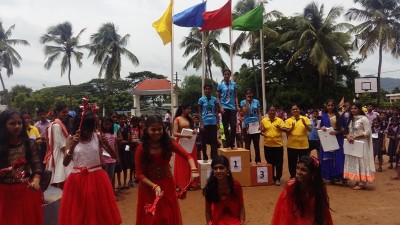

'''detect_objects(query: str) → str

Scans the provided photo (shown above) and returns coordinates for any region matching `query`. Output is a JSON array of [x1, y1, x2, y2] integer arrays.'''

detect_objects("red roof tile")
[[134, 79, 172, 91]]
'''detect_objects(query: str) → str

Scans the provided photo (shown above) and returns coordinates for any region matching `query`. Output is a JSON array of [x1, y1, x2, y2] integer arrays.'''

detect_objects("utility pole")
[[175, 72, 180, 88], [173, 72, 181, 113]]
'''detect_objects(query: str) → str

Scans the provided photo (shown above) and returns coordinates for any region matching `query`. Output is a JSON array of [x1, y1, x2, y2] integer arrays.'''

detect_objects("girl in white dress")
[[344, 102, 375, 190]]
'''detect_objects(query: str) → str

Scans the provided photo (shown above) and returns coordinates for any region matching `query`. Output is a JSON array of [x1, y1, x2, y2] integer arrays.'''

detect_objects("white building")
[[386, 93, 400, 103]]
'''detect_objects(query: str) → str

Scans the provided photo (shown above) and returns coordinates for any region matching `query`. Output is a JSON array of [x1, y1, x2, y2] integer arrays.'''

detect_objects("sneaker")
[[275, 180, 281, 186]]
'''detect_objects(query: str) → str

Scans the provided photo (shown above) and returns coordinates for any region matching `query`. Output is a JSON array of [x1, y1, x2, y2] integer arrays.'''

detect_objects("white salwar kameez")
[[344, 115, 375, 182]]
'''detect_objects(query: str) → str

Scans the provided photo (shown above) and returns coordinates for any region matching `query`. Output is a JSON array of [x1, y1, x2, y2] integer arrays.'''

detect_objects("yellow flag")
[[152, 1, 173, 45]]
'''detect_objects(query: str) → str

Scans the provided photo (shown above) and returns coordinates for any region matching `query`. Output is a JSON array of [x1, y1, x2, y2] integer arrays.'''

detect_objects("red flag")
[[201, 0, 231, 31]]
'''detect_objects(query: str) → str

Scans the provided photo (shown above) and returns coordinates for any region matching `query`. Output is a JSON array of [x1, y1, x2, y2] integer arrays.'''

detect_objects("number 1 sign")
[[230, 156, 242, 173]]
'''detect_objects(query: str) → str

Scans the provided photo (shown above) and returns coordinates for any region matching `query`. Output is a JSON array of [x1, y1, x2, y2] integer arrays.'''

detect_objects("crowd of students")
[[2, 67, 398, 225]]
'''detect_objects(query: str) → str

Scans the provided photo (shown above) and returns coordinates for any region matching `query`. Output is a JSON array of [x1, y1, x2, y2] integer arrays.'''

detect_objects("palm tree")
[[87, 23, 139, 84], [0, 21, 30, 105], [40, 22, 85, 86], [280, 2, 352, 92], [179, 27, 230, 81], [346, 0, 400, 106], [232, 0, 281, 97]]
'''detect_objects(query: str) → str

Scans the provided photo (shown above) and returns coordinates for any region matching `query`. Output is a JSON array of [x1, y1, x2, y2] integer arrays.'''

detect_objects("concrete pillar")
[[133, 95, 141, 116]]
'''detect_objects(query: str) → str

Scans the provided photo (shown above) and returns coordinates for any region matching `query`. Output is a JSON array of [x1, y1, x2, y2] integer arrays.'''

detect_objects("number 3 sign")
[[257, 167, 268, 183]]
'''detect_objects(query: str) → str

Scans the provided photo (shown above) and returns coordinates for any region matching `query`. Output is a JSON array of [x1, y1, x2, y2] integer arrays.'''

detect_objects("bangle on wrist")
[[191, 168, 198, 173], [152, 184, 159, 191], [66, 150, 73, 156]]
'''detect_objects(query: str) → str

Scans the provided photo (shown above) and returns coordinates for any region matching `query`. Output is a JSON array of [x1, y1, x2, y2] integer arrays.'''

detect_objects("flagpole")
[[260, 29, 266, 115], [229, 27, 234, 81], [171, 1, 175, 117], [202, 0, 206, 95]]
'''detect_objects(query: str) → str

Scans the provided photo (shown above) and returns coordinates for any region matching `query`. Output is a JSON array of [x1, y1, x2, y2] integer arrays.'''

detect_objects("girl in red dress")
[[173, 104, 199, 190], [271, 155, 333, 225], [135, 115, 199, 225], [59, 110, 122, 225], [203, 155, 246, 225], [0, 109, 43, 225]]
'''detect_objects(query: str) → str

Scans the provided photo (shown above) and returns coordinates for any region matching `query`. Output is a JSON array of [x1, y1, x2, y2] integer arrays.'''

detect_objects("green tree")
[[178, 75, 217, 111], [179, 28, 230, 81], [392, 86, 400, 94], [346, 0, 400, 106], [232, 0, 281, 97], [280, 2, 352, 92], [9, 84, 32, 103], [0, 21, 30, 105], [40, 22, 85, 86], [88, 23, 139, 84], [236, 17, 359, 107], [126, 71, 166, 87]]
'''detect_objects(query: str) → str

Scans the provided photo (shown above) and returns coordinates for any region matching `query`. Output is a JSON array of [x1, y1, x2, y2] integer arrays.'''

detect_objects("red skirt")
[[58, 169, 122, 225], [174, 144, 199, 189], [136, 177, 183, 225], [0, 183, 43, 225]]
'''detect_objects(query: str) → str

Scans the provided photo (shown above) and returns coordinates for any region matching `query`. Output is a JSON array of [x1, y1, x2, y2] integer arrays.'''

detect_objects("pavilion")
[[129, 79, 177, 116]]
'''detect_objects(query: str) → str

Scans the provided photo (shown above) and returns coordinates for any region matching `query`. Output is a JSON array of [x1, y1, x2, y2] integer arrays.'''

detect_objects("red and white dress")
[[0, 139, 43, 225], [58, 134, 122, 225]]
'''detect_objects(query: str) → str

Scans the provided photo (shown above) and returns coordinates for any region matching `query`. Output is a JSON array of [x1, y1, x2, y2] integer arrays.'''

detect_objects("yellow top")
[[285, 115, 311, 149], [27, 125, 41, 140], [261, 116, 285, 147]]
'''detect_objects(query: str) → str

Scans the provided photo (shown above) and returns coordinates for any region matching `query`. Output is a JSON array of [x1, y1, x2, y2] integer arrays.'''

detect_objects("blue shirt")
[[217, 80, 237, 110], [240, 99, 260, 127], [198, 96, 218, 126]]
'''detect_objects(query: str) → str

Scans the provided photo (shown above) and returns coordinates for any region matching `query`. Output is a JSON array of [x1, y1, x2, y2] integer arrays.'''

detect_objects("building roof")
[[130, 79, 175, 95]]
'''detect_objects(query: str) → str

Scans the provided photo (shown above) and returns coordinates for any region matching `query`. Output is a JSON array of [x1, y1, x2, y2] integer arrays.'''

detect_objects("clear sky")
[[1, 0, 399, 91]]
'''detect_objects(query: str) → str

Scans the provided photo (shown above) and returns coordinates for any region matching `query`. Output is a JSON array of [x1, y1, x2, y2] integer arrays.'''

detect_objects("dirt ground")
[[117, 144, 400, 225]]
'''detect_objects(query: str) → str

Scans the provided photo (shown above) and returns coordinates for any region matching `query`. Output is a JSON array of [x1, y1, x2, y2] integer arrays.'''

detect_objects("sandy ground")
[[117, 143, 400, 225]]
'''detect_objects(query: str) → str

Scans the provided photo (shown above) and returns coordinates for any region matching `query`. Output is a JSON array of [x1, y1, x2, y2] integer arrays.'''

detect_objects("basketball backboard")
[[354, 77, 378, 93]]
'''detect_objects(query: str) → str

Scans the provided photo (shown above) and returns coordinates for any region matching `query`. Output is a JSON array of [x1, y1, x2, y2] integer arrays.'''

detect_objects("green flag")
[[232, 5, 264, 31]]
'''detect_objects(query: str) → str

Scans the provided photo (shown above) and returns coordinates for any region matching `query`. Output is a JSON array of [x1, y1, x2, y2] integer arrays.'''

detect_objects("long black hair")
[[174, 104, 194, 129], [323, 99, 343, 131], [141, 115, 172, 162], [0, 109, 29, 162], [345, 102, 365, 134], [203, 155, 236, 203], [294, 155, 330, 225], [100, 116, 115, 134], [70, 110, 96, 135]]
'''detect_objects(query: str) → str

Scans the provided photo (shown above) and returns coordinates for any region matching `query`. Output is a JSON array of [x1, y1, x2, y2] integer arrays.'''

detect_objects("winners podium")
[[217, 148, 273, 187], [250, 163, 273, 186], [218, 148, 251, 186], [197, 160, 212, 189]]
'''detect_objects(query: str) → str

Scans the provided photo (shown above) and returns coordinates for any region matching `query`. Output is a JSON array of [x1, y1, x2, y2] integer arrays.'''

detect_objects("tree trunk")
[[318, 72, 323, 92], [377, 42, 383, 107], [251, 38, 259, 98], [67, 57, 72, 107], [251, 58, 259, 99], [0, 71, 9, 107], [206, 50, 213, 81]]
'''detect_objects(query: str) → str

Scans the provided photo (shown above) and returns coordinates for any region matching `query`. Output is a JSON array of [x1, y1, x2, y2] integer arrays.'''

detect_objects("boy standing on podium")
[[198, 84, 219, 161]]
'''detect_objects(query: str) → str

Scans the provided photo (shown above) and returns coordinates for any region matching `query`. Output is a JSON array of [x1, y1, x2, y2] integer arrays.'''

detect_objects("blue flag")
[[173, 2, 206, 27]]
